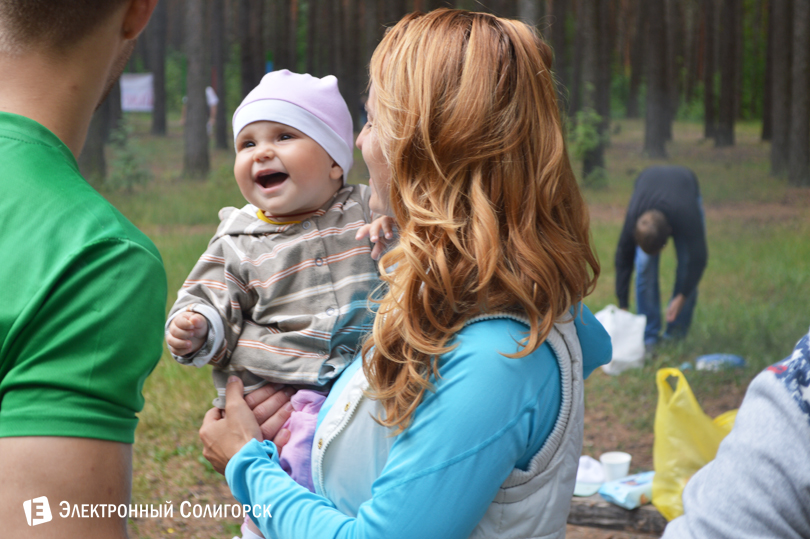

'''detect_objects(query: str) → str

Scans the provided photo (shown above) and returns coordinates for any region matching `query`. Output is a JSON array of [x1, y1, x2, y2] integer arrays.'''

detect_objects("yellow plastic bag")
[[652, 368, 737, 521]]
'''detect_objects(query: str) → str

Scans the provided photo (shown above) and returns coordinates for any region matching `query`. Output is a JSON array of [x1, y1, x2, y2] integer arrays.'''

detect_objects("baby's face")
[[234, 121, 343, 220]]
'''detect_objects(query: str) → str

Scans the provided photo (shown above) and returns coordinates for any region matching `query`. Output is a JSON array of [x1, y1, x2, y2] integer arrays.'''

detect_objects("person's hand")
[[166, 311, 208, 356], [200, 377, 263, 474], [356, 215, 396, 260], [666, 294, 686, 323], [244, 383, 296, 447]]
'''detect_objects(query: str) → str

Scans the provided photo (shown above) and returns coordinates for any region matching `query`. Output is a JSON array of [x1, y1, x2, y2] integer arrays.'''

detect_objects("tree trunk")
[[307, 0, 318, 74], [644, 0, 667, 157], [251, 0, 266, 77], [683, 1, 700, 103], [664, 0, 682, 140], [211, 0, 228, 149], [363, 0, 382, 70], [276, 0, 296, 72], [382, 0, 408, 26], [240, 0, 254, 98], [327, 0, 343, 94], [703, 0, 716, 139], [788, 0, 810, 185], [518, 0, 539, 26], [551, 0, 570, 113], [715, 0, 737, 147], [148, 0, 168, 136], [627, 0, 648, 118], [596, 0, 611, 133], [421, 0, 447, 11], [581, 0, 605, 177], [168, 0, 186, 51], [78, 96, 111, 187], [734, 0, 743, 119], [771, 0, 792, 175], [108, 80, 124, 137], [184, 0, 210, 179], [342, 0, 362, 128], [761, 0, 774, 141], [570, 0, 584, 116]]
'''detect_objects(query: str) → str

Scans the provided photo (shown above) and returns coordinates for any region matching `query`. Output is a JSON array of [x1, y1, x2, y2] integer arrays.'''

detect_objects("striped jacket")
[[168, 184, 380, 396]]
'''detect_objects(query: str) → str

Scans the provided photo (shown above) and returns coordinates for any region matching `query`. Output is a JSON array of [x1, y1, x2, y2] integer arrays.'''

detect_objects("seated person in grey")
[[662, 327, 810, 539]]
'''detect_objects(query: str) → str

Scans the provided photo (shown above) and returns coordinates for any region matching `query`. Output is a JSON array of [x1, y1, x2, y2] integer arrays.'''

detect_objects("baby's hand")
[[167, 311, 209, 357], [356, 215, 396, 260]]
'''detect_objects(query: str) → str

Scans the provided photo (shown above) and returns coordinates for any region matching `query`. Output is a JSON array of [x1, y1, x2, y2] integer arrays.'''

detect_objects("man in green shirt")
[[0, 1, 164, 536]]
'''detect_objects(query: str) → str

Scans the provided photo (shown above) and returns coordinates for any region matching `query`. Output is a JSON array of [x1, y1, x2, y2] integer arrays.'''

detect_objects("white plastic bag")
[[594, 305, 646, 375]]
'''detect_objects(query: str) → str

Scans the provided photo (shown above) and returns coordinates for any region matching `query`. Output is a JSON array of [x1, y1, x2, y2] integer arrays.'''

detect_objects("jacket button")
[[318, 438, 323, 449], [315, 257, 324, 266], [302, 221, 311, 230], [326, 307, 336, 316]]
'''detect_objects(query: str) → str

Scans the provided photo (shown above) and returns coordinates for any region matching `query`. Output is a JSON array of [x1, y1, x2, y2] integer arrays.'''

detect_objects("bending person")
[[615, 166, 708, 348], [201, 9, 611, 539]]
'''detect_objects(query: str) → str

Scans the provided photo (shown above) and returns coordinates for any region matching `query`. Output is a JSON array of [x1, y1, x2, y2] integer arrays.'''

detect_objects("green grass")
[[107, 114, 808, 536]]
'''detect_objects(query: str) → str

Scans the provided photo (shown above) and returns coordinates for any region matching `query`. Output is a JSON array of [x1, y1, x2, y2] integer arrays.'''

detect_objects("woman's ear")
[[330, 162, 344, 181]]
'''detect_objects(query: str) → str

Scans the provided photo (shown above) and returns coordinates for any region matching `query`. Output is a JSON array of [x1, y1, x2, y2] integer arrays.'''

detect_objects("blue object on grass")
[[695, 354, 745, 371]]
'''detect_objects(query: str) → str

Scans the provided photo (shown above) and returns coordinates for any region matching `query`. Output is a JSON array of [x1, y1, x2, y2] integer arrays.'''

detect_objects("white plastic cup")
[[600, 451, 632, 482]]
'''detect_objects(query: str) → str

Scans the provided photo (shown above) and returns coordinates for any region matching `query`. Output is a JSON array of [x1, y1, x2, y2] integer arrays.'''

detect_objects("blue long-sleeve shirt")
[[226, 305, 611, 539]]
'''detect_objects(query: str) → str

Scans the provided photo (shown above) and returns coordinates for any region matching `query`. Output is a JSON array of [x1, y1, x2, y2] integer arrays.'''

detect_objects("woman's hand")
[[200, 377, 292, 474]]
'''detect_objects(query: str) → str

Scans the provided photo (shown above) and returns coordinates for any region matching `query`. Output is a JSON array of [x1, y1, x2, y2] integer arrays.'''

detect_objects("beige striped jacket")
[[168, 184, 381, 398]]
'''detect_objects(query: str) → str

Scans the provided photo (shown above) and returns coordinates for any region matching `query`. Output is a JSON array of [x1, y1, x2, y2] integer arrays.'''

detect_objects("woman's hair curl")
[[362, 9, 600, 433]]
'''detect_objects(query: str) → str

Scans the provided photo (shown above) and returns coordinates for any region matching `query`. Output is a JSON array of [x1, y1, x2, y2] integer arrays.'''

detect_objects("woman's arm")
[[224, 320, 576, 539]]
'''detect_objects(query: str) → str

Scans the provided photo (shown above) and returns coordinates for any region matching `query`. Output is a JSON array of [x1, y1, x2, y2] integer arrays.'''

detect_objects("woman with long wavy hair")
[[201, 9, 611, 539]]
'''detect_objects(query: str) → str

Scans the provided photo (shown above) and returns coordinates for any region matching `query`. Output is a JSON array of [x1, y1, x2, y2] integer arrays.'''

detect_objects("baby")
[[166, 71, 388, 504]]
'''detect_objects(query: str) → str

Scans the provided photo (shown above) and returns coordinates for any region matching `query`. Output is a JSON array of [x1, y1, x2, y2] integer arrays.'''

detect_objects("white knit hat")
[[232, 70, 354, 178]]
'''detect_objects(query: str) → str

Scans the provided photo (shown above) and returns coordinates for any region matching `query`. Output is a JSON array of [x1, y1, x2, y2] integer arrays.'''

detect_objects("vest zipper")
[[316, 378, 367, 495]]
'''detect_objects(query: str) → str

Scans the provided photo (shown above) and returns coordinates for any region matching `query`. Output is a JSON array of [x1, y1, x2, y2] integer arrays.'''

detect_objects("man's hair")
[[0, 0, 129, 53], [362, 9, 600, 433], [634, 210, 672, 254]]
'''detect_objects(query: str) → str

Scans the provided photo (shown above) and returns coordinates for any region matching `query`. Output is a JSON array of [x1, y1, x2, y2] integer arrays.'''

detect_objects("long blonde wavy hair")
[[362, 9, 600, 433]]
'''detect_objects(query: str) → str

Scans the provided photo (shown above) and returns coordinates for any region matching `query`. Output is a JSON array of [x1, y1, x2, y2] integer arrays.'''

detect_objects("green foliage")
[[106, 120, 152, 192], [610, 69, 630, 118], [675, 82, 705, 123], [568, 108, 606, 161], [164, 48, 187, 114], [583, 166, 608, 189]]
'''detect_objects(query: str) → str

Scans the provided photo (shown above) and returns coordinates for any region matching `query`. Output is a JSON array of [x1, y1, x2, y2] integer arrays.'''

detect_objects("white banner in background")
[[120, 73, 154, 112]]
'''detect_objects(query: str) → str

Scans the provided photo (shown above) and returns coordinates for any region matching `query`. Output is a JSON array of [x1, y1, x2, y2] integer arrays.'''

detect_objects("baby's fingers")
[[166, 333, 193, 355], [355, 223, 373, 241], [378, 218, 395, 240]]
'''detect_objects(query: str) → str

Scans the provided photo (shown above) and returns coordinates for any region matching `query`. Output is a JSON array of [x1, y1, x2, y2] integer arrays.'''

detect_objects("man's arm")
[[0, 437, 132, 538], [615, 214, 638, 309]]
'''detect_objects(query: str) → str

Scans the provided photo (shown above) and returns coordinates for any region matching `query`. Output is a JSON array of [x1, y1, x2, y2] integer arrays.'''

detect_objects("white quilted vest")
[[311, 315, 584, 538]]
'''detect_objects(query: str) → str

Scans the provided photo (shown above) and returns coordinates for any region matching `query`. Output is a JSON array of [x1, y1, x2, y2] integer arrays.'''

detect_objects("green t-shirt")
[[0, 112, 167, 443]]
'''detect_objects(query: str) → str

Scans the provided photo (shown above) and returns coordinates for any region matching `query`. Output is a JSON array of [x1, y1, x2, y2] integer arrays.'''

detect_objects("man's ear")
[[122, 0, 159, 40], [330, 161, 344, 181]]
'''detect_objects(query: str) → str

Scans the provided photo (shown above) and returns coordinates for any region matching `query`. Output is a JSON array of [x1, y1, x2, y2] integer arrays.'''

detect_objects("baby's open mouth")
[[256, 172, 288, 188]]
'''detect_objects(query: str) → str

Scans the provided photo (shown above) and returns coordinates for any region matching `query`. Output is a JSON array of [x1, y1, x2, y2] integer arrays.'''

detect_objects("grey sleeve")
[[166, 236, 246, 367], [662, 370, 810, 539]]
